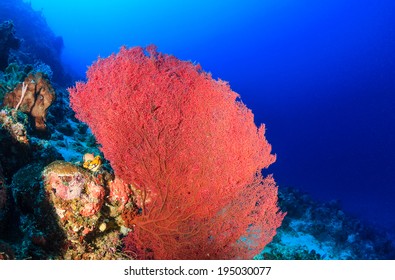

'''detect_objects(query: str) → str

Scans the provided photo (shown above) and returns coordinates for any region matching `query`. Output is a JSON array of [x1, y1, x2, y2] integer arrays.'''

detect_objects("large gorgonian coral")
[[69, 45, 285, 259]]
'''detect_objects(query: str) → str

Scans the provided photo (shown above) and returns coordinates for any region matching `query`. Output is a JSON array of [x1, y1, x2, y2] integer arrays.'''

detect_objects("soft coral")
[[69, 45, 285, 259]]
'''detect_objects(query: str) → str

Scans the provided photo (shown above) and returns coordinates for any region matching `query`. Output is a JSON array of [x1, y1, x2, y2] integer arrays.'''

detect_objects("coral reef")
[[0, 6, 393, 259], [0, 157, 135, 259], [43, 161, 106, 241], [258, 187, 395, 260], [0, 20, 20, 70], [9, 162, 65, 259], [0, 62, 54, 101], [40, 160, 135, 259], [3, 72, 55, 131], [1, 78, 394, 259], [0, 0, 73, 85], [69, 45, 285, 259], [0, 107, 29, 144], [0, 108, 32, 179]]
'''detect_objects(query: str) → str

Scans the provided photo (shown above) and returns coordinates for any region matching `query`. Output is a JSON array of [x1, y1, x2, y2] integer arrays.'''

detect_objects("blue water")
[[28, 0, 395, 231]]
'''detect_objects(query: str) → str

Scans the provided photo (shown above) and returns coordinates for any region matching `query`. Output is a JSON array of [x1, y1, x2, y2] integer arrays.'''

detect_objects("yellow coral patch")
[[83, 155, 102, 172]]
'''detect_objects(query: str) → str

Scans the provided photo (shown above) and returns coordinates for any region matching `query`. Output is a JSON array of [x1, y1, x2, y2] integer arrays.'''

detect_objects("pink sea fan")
[[69, 45, 285, 259]]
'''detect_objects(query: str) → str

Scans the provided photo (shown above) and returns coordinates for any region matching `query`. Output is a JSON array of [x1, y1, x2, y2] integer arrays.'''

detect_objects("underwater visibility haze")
[[0, 0, 394, 259]]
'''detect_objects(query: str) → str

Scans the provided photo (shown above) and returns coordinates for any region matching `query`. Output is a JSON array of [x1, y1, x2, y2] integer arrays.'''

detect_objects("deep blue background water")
[[27, 0, 395, 231]]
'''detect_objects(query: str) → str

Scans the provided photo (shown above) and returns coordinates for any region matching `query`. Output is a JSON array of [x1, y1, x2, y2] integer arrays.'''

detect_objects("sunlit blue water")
[[27, 0, 395, 232]]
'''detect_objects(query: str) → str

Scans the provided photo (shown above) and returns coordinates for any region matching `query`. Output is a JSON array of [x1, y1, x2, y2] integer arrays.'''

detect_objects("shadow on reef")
[[1, 162, 66, 259]]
